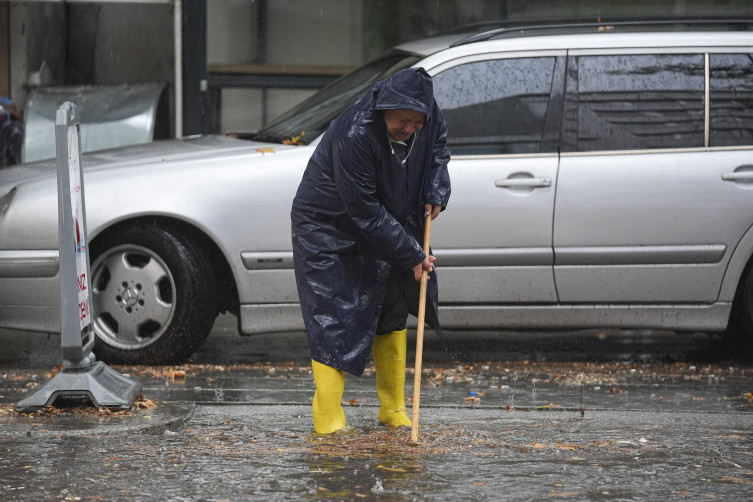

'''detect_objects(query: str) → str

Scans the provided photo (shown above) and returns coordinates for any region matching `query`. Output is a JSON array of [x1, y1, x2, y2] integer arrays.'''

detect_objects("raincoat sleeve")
[[424, 104, 451, 208], [331, 134, 425, 269]]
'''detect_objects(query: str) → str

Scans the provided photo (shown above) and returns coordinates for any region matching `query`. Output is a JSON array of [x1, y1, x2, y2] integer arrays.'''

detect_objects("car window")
[[709, 53, 753, 147], [432, 57, 557, 155], [569, 54, 705, 152]]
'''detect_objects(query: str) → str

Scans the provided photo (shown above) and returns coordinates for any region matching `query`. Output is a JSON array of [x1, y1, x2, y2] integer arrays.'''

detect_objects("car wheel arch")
[[718, 222, 753, 351], [89, 216, 240, 317], [725, 245, 753, 356], [719, 222, 753, 305]]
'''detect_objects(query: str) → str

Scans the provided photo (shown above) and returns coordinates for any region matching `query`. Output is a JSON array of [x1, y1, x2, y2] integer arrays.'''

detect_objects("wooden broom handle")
[[411, 214, 432, 443]]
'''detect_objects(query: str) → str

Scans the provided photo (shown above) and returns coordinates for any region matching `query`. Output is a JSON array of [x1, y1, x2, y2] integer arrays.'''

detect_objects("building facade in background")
[[2, 0, 752, 139]]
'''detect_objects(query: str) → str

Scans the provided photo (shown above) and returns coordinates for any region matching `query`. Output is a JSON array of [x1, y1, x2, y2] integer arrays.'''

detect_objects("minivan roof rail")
[[450, 18, 753, 47]]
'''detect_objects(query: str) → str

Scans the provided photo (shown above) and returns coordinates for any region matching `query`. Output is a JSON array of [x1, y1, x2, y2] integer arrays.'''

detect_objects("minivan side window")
[[567, 54, 705, 152], [433, 57, 557, 155], [710, 53, 753, 147]]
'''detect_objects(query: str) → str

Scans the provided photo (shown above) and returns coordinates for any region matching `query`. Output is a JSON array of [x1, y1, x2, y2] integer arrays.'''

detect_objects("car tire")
[[89, 225, 218, 365], [727, 261, 753, 358]]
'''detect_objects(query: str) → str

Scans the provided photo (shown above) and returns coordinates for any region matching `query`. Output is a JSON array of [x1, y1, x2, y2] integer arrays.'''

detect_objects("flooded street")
[[2, 317, 753, 500], [4, 406, 752, 501]]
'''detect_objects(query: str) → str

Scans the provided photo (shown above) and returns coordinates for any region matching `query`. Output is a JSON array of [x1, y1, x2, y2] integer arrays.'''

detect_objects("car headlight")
[[0, 187, 17, 230]]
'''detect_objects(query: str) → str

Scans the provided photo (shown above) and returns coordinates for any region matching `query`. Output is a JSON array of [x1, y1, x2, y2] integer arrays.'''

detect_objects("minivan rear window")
[[710, 53, 753, 147], [570, 54, 705, 152]]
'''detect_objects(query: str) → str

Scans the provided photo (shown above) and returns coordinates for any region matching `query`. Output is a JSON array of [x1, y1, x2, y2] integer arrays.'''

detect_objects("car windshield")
[[249, 50, 422, 145]]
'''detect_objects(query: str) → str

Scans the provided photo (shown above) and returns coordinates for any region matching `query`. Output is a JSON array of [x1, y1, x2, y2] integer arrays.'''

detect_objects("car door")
[[428, 54, 566, 304], [554, 51, 753, 303]]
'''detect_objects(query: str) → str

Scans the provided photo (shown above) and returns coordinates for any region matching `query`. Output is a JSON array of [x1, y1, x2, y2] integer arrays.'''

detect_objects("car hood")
[[0, 134, 296, 195]]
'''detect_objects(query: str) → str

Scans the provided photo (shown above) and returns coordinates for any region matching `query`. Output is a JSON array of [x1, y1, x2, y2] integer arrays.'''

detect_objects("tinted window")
[[573, 54, 705, 151], [433, 57, 556, 155], [710, 53, 753, 147]]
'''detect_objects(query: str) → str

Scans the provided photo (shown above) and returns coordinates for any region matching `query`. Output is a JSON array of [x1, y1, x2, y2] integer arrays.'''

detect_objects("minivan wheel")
[[89, 225, 218, 365]]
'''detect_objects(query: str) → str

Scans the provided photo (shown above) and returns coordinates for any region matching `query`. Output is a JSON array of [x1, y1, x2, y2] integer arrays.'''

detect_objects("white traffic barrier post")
[[17, 102, 142, 412]]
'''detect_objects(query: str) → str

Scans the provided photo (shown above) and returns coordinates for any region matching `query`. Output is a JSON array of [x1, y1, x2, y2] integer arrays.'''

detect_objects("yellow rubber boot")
[[372, 329, 412, 427], [311, 359, 347, 434]]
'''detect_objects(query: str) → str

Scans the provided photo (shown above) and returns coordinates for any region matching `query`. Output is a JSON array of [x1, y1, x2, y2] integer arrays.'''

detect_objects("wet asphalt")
[[1, 315, 753, 501]]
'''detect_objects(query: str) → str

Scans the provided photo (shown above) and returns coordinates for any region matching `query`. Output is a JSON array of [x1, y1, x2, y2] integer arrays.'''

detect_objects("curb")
[[0, 403, 195, 438]]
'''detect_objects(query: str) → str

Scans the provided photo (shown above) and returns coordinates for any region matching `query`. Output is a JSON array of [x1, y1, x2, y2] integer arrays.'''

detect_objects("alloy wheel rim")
[[90, 244, 177, 350]]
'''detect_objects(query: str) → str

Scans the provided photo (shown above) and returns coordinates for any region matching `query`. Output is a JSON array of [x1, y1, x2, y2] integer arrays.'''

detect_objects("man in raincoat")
[[291, 67, 451, 434]]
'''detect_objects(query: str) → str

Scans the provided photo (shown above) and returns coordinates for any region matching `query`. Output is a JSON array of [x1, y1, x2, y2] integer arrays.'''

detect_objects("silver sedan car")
[[2, 21, 753, 363]]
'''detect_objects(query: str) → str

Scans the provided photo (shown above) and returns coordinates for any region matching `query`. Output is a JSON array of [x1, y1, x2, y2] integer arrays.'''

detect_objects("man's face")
[[383, 109, 426, 142]]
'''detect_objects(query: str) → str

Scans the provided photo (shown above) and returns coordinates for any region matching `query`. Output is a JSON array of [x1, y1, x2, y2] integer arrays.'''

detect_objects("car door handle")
[[495, 178, 552, 188], [722, 172, 753, 183]]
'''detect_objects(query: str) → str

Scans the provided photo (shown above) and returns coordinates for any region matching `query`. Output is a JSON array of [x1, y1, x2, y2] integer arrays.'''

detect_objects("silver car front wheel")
[[89, 225, 218, 364]]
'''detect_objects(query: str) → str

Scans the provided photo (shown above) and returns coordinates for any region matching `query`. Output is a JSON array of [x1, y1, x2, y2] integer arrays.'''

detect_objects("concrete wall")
[[7, 2, 172, 109], [507, 0, 751, 19], [209, 0, 364, 132], [207, 0, 258, 65], [1, 3, 9, 98], [207, 0, 261, 132], [7, 0, 753, 137], [8, 2, 66, 112], [362, 0, 505, 60], [68, 3, 174, 86]]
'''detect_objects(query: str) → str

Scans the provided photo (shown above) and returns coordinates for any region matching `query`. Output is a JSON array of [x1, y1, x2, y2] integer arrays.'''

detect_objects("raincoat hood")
[[373, 68, 434, 121]]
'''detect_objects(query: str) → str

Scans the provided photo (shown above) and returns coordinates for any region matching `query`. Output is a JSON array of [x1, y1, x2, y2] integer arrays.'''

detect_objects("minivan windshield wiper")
[[250, 50, 421, 145]]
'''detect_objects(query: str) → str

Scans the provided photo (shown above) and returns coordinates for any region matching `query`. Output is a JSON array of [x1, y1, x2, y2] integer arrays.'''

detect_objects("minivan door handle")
[[722, 171, 753, 183], [495, 178, 552, 188]]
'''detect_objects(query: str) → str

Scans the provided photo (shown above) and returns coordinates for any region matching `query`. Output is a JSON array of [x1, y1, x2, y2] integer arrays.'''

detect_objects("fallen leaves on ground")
[[721, 476, 753, 485], [423, 361, 750, 389], [23, 405, 133, 417], [5, 360, 750, 396], [556, 444, 583, 451], [537, 403, 561, 410], [133, 394, 158, 409], [1, 393, 157, 417], [0, 404, 16, 416], [135, 367, 189, 381], [376, 465, 407, 473], [166, 369, 186, 380], [522, 441, 581, 451], [116, 362, 313, 383]]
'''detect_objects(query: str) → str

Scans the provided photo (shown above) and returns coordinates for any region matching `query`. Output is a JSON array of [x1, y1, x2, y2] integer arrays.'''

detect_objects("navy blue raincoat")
[[291, 68, 451, 376]]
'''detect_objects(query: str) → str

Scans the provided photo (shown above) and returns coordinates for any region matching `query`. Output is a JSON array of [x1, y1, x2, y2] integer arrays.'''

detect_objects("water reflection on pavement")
[[1, 317, 752, 501]]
